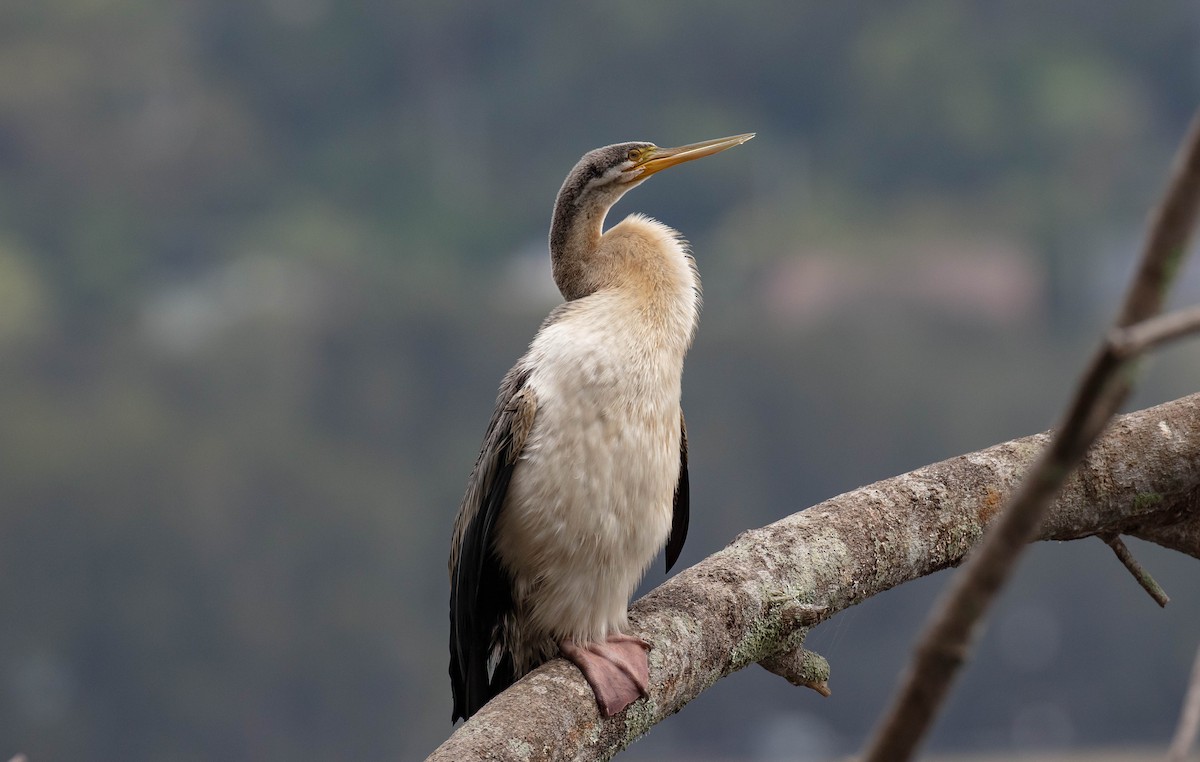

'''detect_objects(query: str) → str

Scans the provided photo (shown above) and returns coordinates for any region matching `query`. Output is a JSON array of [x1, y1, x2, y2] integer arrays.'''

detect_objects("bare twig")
[[1110, 305, 1200, 359], [1101, 535, 1170, 607], [1169, 643, 1200, 761], [862, 111, 1200, 762], [427, 393, 1200, 762]]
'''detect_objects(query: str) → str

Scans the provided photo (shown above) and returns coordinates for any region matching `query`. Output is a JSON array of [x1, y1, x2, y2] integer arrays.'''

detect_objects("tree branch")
[[1109, 305, 1200, 359], [759, 645, 832, 697], [1101, 534, 1169, 607], [426, 393, 1200, 762], [1130, 505, 1200, 561], [861, 110, 1200, 762]]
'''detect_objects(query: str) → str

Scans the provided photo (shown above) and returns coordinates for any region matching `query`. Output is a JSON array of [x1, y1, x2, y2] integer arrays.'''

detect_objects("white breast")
[[495, 216, 699, 654]]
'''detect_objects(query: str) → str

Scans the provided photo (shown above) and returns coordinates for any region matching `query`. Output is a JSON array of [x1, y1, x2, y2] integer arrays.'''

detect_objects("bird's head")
[[566, 133, 756, 199], [550, 132, 754, 299]]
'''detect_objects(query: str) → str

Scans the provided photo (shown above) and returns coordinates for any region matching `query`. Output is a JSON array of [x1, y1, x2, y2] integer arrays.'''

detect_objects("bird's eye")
[[627, 148, 641, 162]]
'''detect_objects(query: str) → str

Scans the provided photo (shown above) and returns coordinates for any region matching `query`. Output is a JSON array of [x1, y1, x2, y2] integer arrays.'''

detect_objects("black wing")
[[449, 365, 535, 722], [665, 410, 689, 573]]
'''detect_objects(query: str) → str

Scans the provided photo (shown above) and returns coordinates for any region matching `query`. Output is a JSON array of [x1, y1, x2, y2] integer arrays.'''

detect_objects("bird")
[[449, 133, 754, 722]]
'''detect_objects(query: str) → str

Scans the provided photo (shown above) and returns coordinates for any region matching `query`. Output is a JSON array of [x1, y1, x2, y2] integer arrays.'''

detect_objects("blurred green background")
[[1, 2, 1199, 760]]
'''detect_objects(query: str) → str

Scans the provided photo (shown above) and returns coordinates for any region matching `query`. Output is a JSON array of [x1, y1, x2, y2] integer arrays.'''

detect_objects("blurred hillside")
[[1, 2, 1199, 761]]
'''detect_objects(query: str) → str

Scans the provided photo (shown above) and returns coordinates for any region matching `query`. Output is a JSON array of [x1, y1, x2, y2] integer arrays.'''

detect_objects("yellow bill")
[[633, 133, 755, 178]]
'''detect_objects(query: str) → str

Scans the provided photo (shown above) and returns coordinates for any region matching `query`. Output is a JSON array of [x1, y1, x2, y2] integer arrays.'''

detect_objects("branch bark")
[[427, 392, 1200, 762], [861, 110, 1200, 762]]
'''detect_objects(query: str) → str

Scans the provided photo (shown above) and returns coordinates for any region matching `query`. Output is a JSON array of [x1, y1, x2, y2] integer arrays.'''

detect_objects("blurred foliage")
[[0, 2, 1198, 761]]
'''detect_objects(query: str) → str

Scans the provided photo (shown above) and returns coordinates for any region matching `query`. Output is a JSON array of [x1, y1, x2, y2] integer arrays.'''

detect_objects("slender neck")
[[550, 201, 602, 301], [549, 178, 631, 301]]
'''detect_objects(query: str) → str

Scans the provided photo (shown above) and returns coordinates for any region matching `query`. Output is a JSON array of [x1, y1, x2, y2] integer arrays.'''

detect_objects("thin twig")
[[861, 111, 1200, 762], [1109, 305, 1200, 359], [1169, 643, 1200, 761], [1102, 535, 1169, 607]]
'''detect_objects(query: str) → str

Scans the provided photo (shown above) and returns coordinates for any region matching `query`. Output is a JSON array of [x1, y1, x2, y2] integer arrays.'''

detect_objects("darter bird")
[[449, 133, 754, 721]]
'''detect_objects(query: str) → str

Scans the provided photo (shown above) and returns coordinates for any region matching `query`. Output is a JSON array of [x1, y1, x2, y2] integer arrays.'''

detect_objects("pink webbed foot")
[[560, 633, 651, 717]]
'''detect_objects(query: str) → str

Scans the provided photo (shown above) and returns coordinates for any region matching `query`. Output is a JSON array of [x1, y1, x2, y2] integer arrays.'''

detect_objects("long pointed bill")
[[634, 133, 755, 178]]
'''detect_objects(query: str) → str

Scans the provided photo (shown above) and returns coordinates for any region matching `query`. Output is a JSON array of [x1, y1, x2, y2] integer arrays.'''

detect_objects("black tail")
[[449, 547, 515, 722]]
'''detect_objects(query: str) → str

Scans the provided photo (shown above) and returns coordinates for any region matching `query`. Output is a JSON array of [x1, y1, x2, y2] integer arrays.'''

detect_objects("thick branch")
[[1131, 506, 1200, 560], [427, 393, 1200, 762], [862, 110, 1200, 762]]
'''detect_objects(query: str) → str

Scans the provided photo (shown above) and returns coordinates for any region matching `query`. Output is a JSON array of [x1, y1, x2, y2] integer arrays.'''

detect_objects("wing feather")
[[665, 410, 690, 573], [449, 365, 535, 722]]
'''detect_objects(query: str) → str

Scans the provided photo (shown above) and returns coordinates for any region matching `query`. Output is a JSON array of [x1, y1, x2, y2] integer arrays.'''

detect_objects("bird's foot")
[[560, 634, 651, 717]]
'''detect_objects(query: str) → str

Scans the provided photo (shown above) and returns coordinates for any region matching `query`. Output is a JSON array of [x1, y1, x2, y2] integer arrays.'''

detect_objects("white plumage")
[[495, 215, 699, 671]]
